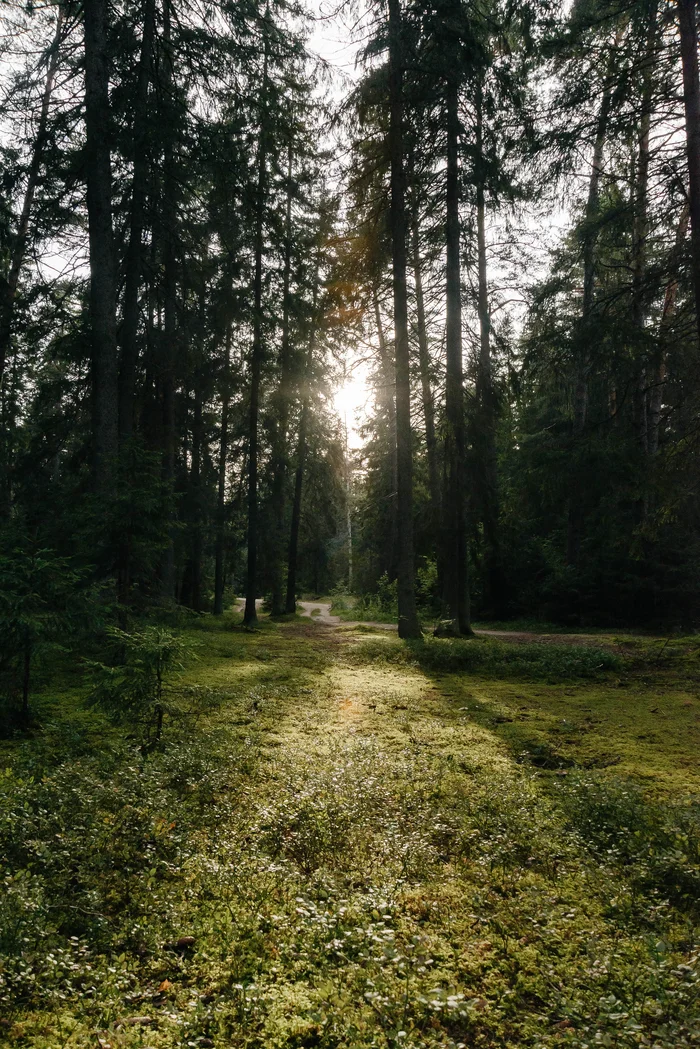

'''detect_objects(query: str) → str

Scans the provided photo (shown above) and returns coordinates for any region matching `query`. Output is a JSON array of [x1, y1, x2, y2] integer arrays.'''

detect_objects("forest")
[[0, 0, 699, 1047]]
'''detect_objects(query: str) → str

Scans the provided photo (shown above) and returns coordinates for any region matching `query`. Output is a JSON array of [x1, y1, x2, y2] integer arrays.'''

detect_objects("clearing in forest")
[[1, 615, 699, 1048]]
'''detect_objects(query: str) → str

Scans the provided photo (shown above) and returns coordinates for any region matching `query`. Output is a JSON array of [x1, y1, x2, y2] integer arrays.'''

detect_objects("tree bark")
[[243, 35, 269, 628], [270, 144, 294, 615], [118, 0, 155, 441], [387, 0, 421, 639], [410, 194, 440, 526], [440, 76, 471, 636], [160, 0, 177, 599], [678, 0, 700, 345], [0, 8, 64, 389], [214, 323, 233, 615], [474, 85, 506, 617], [373, 285, 398, 581], [84, 0, 119, 490]]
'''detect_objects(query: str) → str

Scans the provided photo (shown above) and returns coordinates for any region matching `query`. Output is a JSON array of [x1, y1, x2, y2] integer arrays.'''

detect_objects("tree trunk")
[[373, 286, 398, 581], [214, 323, 233, 615], [270, 144, 294, 615], [633, 3, 658, 467], [83, 0, 119, 490], [387, 0, 421, 639], [410, 193, 440, 525], [286, 383, 309, 614], [440, 76, 471, 636], [285, 267, 319, 614], [188, 384, 204, 612], [160, 0, 177, 599], [0, 8, 64, 389], [243, 36, 269, 628], [474, 85, 506, 617], [118, 0, 155, 441], [678, 0, 700, 345], [566, 81, 612, 566]]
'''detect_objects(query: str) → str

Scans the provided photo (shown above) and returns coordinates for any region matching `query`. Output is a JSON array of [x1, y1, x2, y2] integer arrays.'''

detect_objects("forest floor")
[[1, 615, 699, 1048]]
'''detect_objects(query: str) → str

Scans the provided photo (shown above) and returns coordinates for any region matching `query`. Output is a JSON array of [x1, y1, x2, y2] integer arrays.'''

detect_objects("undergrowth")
[[0, 618, 698, 1048], [348, 636, 622, 681]]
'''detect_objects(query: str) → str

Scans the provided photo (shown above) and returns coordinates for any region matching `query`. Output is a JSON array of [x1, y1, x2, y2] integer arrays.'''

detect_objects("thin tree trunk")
[[160, 0, 177, 598], [244, 35, 269, 628], [214, 323, 232, 615], [271, 144, 294, 615], [566, 81, 612, 566], [633, 3, 658, 466], [474, 85, 506, 617], [678, 0, 700, 345], [440, 76, 471, 636], [84, 0, 119, 489], [0, 8, 64, 388], [285, 267, 320, 614], [410, 194, 440, 524], [286, 377, 310, 614], [188, 384, 204, 612], [373, 286, 398, 581], [118, 0, 155, 440], [387, 0, 421, 639]]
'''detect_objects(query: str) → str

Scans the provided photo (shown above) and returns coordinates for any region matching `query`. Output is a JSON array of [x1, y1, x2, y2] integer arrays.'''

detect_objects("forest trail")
[[297, 601, 628, 647]]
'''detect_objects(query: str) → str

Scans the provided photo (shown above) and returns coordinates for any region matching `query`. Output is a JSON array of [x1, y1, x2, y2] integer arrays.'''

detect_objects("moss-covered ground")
[[1, 616, 699, 1048]]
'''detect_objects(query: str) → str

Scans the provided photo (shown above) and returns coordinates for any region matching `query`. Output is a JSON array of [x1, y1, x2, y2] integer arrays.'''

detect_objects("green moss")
[[0, 616, 698, 1047]]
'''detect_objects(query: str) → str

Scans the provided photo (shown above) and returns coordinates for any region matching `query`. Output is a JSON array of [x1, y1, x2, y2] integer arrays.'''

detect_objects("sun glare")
[[333, 365, 371, 449]]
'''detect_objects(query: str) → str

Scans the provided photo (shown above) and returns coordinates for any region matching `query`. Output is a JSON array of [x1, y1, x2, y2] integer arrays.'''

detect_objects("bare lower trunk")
[[388, 0, 421, 639], [271, 145, 294, 615], [84, 0, 119, 490], [0, 8, 64, 388], [440, 77, 471, 636], [214, 324, 232, 615], [679, 0, 700, 345], [373, 287, 398, 581], [244, 36, 269, 628], [410, 197, 440, 524], [118, 0, 155, 440], [286, 273, 319, 614], [633, 3, 657, 472], [475, 87, 506, 616], [160, 0, 177, 599]]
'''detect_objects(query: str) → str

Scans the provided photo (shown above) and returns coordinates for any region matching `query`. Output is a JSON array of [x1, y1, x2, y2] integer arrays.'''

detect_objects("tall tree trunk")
[[474, 85, 506, 617], [118, 0, 155, 441], [387, 0, 421, 639], [243, 36, 269, 628], [214, 323, 233, 615], [373, 286, 399, 581], [566, 81, 612, 566], [440, 76, 471, 636], [160, 0, 177, 598], [0, 7, 64, 388], [84, 0, 119, 490], [678, 0, 700, 346], [285, 266, 320, 614], [270, 144, 294, 615], [410, 193, 440, 525], [187, 383, 204, 611], [633, 2, 658, 466]]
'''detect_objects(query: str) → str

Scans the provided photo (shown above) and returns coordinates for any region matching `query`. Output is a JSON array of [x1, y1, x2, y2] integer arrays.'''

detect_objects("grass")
[[0, 613, 699, 1047]]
